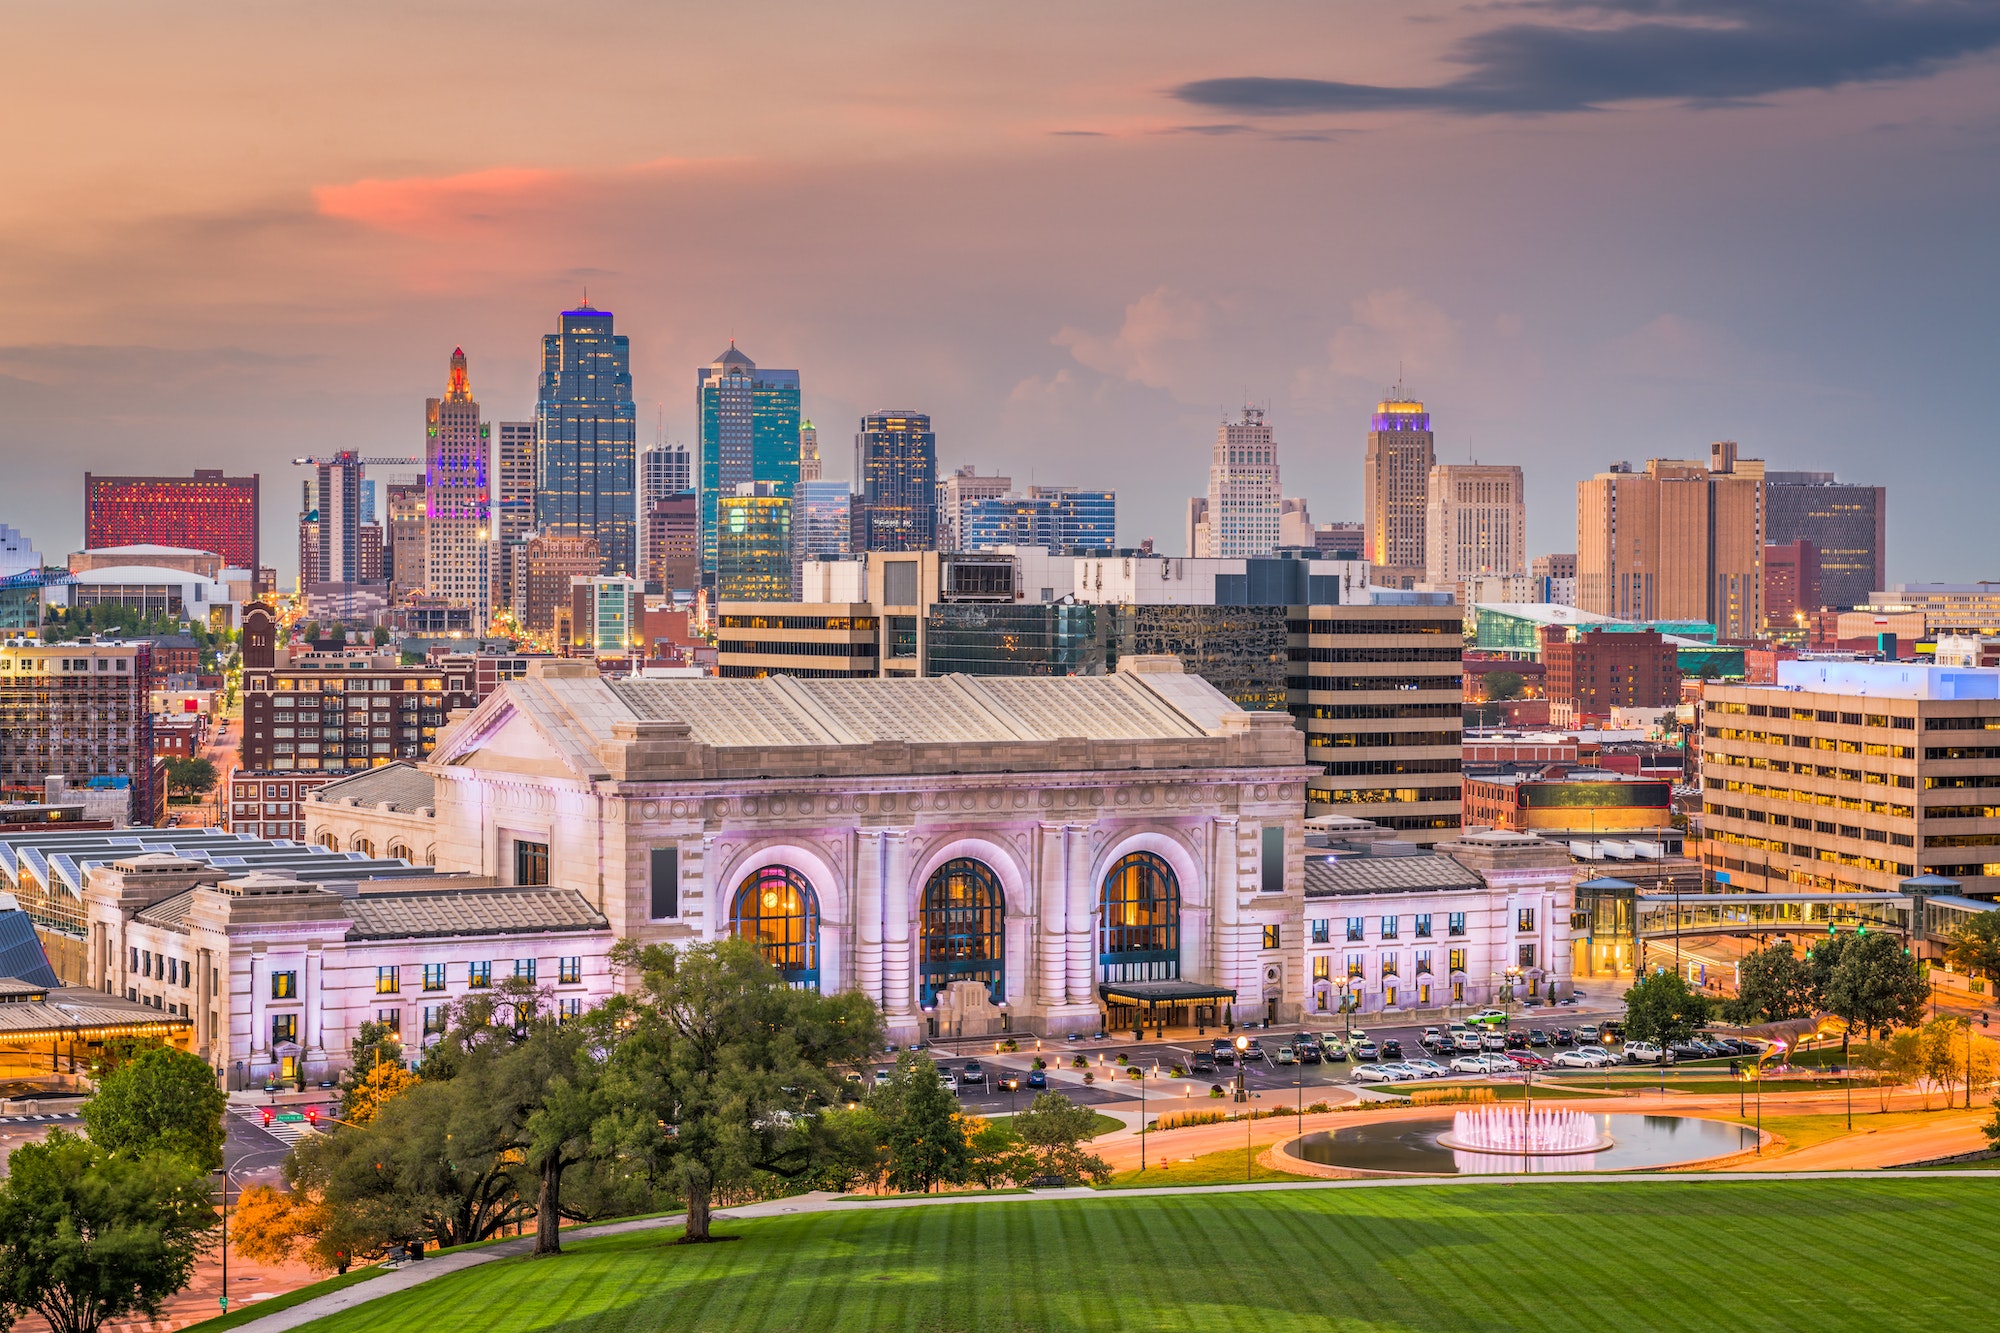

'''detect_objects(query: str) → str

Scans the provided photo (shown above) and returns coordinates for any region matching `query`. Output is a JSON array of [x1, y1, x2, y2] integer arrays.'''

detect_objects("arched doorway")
[[729, 866, 820, 989], [1099, 851, 1180, 983], [919, 858, 1005, 1006]]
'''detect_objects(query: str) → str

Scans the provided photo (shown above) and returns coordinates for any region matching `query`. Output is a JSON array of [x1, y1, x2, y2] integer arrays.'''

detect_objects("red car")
[[1507, 1051, 1553, 1070]]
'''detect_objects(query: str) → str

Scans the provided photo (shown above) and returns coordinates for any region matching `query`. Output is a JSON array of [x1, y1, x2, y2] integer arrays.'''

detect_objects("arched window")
[[1099, 851, 1180, 982], [353, 838, 376, 858], [730, 866, 820, 989], [919, 858, 1005, 1007], [316, 832, 339, 852], [387, 843, 412, 863]]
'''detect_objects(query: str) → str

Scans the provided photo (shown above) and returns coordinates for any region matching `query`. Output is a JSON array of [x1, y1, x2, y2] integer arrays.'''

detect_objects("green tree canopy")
[[604, 938, 881, 1240], [1727, 944, 1817, 1024], [164, 756, 218, 802], [1483, 671, 1525, 702], [78, 1044, 225, 1173], [1621, 969, 1713, 1047], [874, 1053, 970, 1194], [1945, 913, 2000, 983], [1008, 1093, 1112, 1185], [0, 1130, 216, 1333], [1824, 930, 1929, 1041]]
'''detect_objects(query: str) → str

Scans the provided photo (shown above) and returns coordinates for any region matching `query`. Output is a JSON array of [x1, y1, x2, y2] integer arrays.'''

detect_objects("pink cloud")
[[312, 166, 572, 235]]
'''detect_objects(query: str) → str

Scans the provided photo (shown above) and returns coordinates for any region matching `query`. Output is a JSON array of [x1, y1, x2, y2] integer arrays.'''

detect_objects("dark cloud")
[[1173, 1, 2000, 115], [1159, 123, 1256, 135]]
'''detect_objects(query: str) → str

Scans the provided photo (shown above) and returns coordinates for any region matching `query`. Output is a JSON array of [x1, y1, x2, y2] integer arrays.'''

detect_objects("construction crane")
[[290, 455, 422, 466]]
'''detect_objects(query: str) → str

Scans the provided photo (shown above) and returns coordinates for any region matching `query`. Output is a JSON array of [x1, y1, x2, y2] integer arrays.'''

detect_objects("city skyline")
[[4, 2, 1994, 581]]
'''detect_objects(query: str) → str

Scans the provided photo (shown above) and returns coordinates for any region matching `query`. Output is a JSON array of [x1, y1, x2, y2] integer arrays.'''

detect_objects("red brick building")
[[84, 470, 260, 571], [1764, 540, 1821, 633], [226, 770, 339, 841], [1541, 627, 1681, 727]]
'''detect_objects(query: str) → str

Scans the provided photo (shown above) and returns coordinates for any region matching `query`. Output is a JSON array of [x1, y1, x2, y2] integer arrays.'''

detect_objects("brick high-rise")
[[85, 470, 260, 571], [1362, 388, 1434, 585]]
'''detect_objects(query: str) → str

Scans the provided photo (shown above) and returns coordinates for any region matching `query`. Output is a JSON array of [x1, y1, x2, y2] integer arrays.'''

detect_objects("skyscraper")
[[798, 421, 822, 482], [1575, 442, 1764, 639], [935, 465, 1013, 551], [717, 482, 793, 601], [1363, 387, 1435, 583], [1423, 463, 1526, 590], [493, 420, 536, 617], [641, 441, 692, 501], [796, 480, 854, 561], [312, 452, 366, 584], [853, 411, 938, 552], [425, 348, 493, 626], [697, 344, 801, 576], [536, 304, 637, 576], [84, 470, 260, 571], [386, 482, 425, 595], [1765, 471, 1886, 610], [1196, 407, 1281, 558]]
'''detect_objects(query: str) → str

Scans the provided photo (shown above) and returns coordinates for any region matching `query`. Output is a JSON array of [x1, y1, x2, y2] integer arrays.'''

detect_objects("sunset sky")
[[4, 1, 1998, 580]]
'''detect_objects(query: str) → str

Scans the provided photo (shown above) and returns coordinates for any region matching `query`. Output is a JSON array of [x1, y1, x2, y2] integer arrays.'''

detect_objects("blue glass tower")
[[535, 305, 638, 575], [698, 344, 801, 576]]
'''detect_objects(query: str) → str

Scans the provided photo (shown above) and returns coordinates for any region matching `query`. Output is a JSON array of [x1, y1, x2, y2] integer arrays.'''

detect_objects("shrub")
[[1409, 1086, 1498, 1107]]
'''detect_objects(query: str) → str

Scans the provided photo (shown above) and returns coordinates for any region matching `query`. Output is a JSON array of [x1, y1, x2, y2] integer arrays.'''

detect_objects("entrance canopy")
[[1098, 980, 1237, 1007]]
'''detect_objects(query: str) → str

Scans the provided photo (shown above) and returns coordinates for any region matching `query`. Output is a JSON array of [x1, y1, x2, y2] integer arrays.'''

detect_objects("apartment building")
[[0, 639, 160, 825]]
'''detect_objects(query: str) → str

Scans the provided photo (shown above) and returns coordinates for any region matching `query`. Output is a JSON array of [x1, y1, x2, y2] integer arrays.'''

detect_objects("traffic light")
[[1857, 925, 1867, 935], [260, 1107, 274, 1126], [305, 1107, 320, 1126]]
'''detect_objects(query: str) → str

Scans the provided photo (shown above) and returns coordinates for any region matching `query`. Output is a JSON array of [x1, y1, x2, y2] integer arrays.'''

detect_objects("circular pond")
[[1288, 1112, 1758, 1175]]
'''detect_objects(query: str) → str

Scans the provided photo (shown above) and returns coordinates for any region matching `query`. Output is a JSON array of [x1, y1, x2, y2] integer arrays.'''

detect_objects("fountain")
[[1436, 1105, 1613, 1156]]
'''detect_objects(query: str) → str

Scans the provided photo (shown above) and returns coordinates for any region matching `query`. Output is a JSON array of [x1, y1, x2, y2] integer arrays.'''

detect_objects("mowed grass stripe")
[[291, 1181, 2000, 1333]]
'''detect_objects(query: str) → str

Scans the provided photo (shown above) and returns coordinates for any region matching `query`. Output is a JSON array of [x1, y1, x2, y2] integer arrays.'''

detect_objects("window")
[[650, 847, 679, 919], [1098, 852, 1181, 983], [422, 963, 447, 992], [1380, 915, 1399, 940], [514, 958, 538, 983], [1452, 980, 1465, 1003], [1346, 953, 1364, 978], [271, 1014, 297, 1045], [129, 946, 138, 973], [1448, 913, 1466, 936], [514, 839, 549, 887], [1346, 917, 1365, 942], [376, 1007, 402, 1033], [1519, 943, 1537, 968], [559, 957, 582, 985], [1380, 953, 1399, 978], [731, 866, 824, 989], [271, 971, 296, 999], [375, 966, 400, 995], [1517, 908, 1536, 932], [423, 1005, 449, 1036], [1312, 955, 1331, 981], [467, 961, 491, 988], [1260, 826, 1284, 894], [559, 998, 583, 1022], [1311, 919, 1330, 945], [1448, 947, 1466, 973], [1416, 950, 1432, 975], [1414, 913, 1432, 938]]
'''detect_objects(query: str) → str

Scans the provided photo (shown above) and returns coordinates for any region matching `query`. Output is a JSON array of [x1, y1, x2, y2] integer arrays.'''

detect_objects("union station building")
[[308, 657, 1315, 1042]]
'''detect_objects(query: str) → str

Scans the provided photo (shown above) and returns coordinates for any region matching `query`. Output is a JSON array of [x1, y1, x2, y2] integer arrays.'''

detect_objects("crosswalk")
[[237, 1111, 321, 1146], [0, 1112, 79, 1125]]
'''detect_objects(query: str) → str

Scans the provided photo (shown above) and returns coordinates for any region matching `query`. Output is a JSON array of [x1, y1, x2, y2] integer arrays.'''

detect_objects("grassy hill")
[[290, 1179, 1999, 1332]]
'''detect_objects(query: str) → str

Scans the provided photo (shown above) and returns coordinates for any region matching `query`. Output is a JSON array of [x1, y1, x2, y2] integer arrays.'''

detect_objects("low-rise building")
[[1462, 766, 1674, 839], [226, 770, 340, 841], [1542, 627, 1681, 728]]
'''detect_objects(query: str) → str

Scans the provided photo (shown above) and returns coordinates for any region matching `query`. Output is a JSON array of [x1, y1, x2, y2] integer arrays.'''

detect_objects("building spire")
[[446, 347, 472, 402]]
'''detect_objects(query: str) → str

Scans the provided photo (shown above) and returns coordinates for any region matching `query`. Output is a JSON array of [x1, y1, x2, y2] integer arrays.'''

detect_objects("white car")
[[1622, 1041, 1664, 1064], [940, 1072, 960, 1093], [872, 1068, 892, 1087], [1375, 1063, 1425, 1081], [1552, 1048, 1609, 1069], [1351, 1063, 1404, 1083], [1403, 1058, 1448, 1077], [1454, 1032, 1483, 1052], [1449, 1054, 1496, 1074]]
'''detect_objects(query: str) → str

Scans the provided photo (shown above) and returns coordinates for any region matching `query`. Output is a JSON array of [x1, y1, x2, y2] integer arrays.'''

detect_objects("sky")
[[3, 0, 1998, 584]]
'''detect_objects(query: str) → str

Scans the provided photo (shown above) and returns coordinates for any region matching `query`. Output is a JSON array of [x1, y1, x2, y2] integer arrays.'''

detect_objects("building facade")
[[568, 576, 640, 659], [1541, 627, 1682, 727], [1532, 553, 1578, 607], [1765, 471, 1885, 611], [797, 423, 821, 483], [424, 349, 493, 627], [643, 493, 701, 593], [0, 641, 158, 825], [84, 471, 260, 572], [1198, 407, 1282, 558], [1362, 389, 1434, 583], [853, 411, 938, 553], [716, 484, 794, 603], [536, 304, 637, 577], [714, 604, 881, 679], [386, 482, 426, 596], [1764, 539, 1822, 634], [493, 420, 536, 616], [936, 465, 1013, 551], [698, 345, 800, 576], [322, 657, 1314, 1040], [1424, 463, 1525, 591], [522, 533, 601, 635], [226, 770, 339, 841]]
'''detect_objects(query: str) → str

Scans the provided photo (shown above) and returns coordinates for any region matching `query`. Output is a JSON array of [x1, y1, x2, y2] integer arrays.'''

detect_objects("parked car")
[[1403, 1058, 1448, 1077], [1528, 1029, 1550, 1047], [1455, 1032, 1484, 1052], [941, 1072, 961, 1093], [1553, 1028, 1575, 1046], [1354, 1040, 1380, 1061], [999, 1075, 1022, 1092], [1668, 1040, 1708, 1061], [1507, 1051, 1552, 1070], [1374, 1063, 1425, 1082], [1026, 1069, 1048, 1089], [1451, 1053, 1516, 1075], [1577, 1025, 1600, 1044], [1212, 1043, 1236, 1067], [1481, 1032, 1509, 1052], [1504, 1032, 1530, 1051], [1468, 1009, 1509, 1028], [1380, 1039, 1403, 1060], [1553, 1047, 1609, 1069], [1350, 1063, 1400, 1083], [1189, 1053, 1216, 1075], [960, 1060, 988, 1085], [1621, 1041, 1665, 1065], [1322, 1040, 1349, 1062], [873, 1068, 892, 1087], [1276, 1046, 1297, 1066], [1241, 1043, 1269, 1064], [1298, 1044, 1323, 1065]]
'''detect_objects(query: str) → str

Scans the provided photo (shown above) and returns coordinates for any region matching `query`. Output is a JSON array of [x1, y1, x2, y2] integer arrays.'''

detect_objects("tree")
[[1008, 1093, 1111, 1185], [341, 1060, 418, 1127], [1727, 944, 1817, 1024], [965, 1117, 1034, 1188], [79, 1044, 225, 1173], [164, 756, 218, 804], [1621, 969, 1713, 1046], [512, 1010, 617, 1255], [1824, 931, 1929, 1042], [1802, 930, 1853, 1006], [1984, 1096, 2000, 1151], [1917, 1017, 1998, 1111], [875, 1053, 970, 1194], [605, 938, 881, 1241], [0, 1131, 216, 1333], [337, 1021, 407, 1123], [1483, 671, 1525, 702], [1946, 914, 2000, 987]]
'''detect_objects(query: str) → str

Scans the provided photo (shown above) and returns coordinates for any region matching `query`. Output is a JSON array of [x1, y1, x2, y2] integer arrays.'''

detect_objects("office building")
[[424, 348, 493, 627], [84, 471, 260, 572], [309, 656, 1310, 1039], [715, 604, 881, 679], [716, 483, 793, 603], [568, 576, 641, 659], [385, 483, 425, 595], [1424, 463, 1525, 591], [1699, 660, 2000, 893], [962, 495, 1042, 550], [1, 526, 45, 632], [1764, 540, 1822, 635], [0, 641, 159, 825], [1531, 553, 1577, 607], [522, 533, 601, 634], [1196, 407, 1282, 558], [936, 466, 1014, 551], [1, 525, 41, 581], [1031, 486, 1115, 551], [1461, 767, 1675, 840], [1288, 601, 1464, 843], [310, 452, 368, 585], [1863, 585, 2000, 638], [925, 603, 1108, 678], [853, 411, 938, 553], [643, 493, 701, 593], [1362, 388, 1435, 583], [536, 304, 637, 577], [1766, 471, 1885, 611], [697, 344, 800, 575], [1934, 636, 2000, 669], [493, 420, 536, 616], [641, 441, 692, 502], [798, 422, 821, 483], [237, 604, 475, 773], [1576, 442, 1765, 640], [1540, 627, 1682, 728]]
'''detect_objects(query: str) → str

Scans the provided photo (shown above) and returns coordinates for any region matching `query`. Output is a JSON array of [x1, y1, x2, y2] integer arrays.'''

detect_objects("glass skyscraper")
[[698, 344, 801, 576], [960, 486, 1116, 552], [853, 411, 937, 552], [535, 304, 637, 576], [716, 483, 794, 602]]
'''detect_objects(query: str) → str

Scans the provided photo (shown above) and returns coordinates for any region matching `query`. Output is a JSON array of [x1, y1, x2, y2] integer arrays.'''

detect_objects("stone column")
[[855, 829, 884, 1007], [305, 946, 322, 1055], [195, 946, 212, 1058], [1064, 824, 1094, 1006], [1037, 821, 1068, 1008], [249, 945, 267, 1061], [881, 829, 913, 1017], [1212, 816, 1239, 1016]]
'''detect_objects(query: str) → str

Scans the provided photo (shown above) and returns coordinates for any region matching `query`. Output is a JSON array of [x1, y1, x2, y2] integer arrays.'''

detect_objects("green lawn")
[[1103, 1145, 1314, 1190], [286, 1180, 2000, 1332], [981, 1111, 1123, 1139], [179, 1266, 388, 1331]]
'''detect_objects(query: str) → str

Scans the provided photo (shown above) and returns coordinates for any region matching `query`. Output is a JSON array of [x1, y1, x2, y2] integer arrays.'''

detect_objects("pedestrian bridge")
[[1633, 891, 1910, 941]]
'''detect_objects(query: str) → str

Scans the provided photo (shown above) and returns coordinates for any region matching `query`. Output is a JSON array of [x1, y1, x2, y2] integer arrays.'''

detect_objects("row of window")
[[1287, 619, 1456, 636], [1706, 777, 1915, 816], [1707, 727, 1914, 759], [714, 639, 879, 658], [1307, 730, 1462, 749], [1705, 803, 1917, 846], [352, 997, 587, 1043], [1313, 785, 1463, 804], [1711, 702, 1916, 728], [1300, 702, 1462, 720], [373, 958, 583, 993], [1317, 758, 1463, 777], [1287, 674, 1464, 693], [1307, 945, 1533, 979], [130, 948, 192, 987], [1292, 646, 1463, 664], [1705, 827, 1917, 876], [1307, 912, 1487, 942]]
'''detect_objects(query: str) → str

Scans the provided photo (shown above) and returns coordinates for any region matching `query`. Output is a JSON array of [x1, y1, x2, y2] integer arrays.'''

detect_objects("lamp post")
[[1139, 1065, 1148, 1171], [211, 1166, 232, 1314], [1235, 1035, 1252, 1181]]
